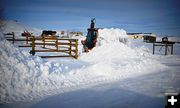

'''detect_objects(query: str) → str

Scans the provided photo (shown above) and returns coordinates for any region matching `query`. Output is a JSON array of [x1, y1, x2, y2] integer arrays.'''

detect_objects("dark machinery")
[[42, 30, 57, 36], [81, 18, 98, 52]]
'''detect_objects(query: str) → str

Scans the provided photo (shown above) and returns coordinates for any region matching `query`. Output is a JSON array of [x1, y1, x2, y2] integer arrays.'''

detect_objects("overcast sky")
[[1, 0, 180, 36]]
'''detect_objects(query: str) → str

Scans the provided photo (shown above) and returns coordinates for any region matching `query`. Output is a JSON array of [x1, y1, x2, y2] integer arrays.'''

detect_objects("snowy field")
[[0, 20, 180, 108]]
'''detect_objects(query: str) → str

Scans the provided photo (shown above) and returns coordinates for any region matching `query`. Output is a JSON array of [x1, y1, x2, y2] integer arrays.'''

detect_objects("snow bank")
[[79, 28, 166, 82], [0, 20, 41, 36], [97, 28, 129, 46], [81, 28, 147, 61], [0, 33, 66, 102]]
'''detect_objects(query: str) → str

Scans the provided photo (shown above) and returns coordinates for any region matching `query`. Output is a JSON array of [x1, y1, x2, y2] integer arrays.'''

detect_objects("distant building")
[[70, 32, 83, 36], [127, 32, 156, 39]]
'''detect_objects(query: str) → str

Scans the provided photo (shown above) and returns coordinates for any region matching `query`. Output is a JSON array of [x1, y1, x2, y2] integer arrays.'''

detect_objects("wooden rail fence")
[[30, 36, 78, 59], [4, 32, 32, 46], [153, 42, 175, 55], [3, 33, 79, 59], [4, 32, 15, 44]]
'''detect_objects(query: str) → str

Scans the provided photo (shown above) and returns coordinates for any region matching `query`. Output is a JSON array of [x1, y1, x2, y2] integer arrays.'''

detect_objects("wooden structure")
[[21, 31, 32, 45], [4, 32, 15, 44], [30, 36, 78, 59], [70, 31, 83, 36], [153, 41, 175, 55], [127, 33, 156, 40], [4, 32, 32, 46], [127, 33, 144, 39], [4, 32, 79, 59]]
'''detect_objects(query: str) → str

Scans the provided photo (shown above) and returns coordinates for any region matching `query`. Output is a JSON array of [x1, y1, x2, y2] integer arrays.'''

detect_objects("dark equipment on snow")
[[81, 18, 98, 52], [162, 37, 168, 43], [42, 30, 57, 36], [143, 36, 156, 43]]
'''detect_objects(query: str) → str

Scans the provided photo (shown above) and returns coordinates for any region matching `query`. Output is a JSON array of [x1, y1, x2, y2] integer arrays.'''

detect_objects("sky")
[[0, 0, 180, 36]]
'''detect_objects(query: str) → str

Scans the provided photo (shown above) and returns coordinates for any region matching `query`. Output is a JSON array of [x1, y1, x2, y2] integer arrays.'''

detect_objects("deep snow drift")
[[0, 26, 167, 103]]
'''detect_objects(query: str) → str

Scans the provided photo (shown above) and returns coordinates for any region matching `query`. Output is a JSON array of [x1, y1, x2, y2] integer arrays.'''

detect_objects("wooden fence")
[[3, 32, 79, 59], [30, 36, 78, 59], [4, 32, 32, 46], [153, 42, 175, 55], [4, 32, 15, 44]]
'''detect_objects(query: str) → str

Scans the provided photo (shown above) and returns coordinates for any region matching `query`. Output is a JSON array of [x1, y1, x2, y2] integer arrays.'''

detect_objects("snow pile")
[[80, 28, 166, 79], [0, 33, 66, 102], [81, 28, 147, 61], [0, 20, 41, 36], [97, 28, 129, 46]]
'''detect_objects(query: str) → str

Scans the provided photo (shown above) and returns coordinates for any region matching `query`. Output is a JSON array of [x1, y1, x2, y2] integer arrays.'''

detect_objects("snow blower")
[[81, 18, 98, 52]]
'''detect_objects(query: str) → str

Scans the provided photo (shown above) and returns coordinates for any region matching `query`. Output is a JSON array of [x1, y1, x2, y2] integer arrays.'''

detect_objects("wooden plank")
[[75, 39, 78, 59], [40, 55, 73, 58], [32, 37, 78, 41], [57, 38, 78, 41], [4, 33, 13, 35], [31, 42, 76, 46], [7, 39, 32, 41], [154, 44, 173, 46], [153, 43, 155, 54], [30, 43, 55, 45], [19, 45, 32, 47], [57, 42, 76, 46], [34, 50, 76, 52]]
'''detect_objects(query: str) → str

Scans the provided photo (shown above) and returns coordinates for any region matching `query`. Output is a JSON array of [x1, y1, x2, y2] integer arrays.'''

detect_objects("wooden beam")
[[34, 49, 76, 52], [19, 45, 32, 47], [40, 55, 73, 58]]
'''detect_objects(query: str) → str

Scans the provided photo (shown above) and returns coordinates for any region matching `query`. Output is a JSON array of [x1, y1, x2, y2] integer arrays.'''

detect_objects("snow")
[[97, 28, 129, 46], [0, 20, 41, 36], [0, 33, 65, 102], [0, 20, 180, 108], [156, 36, 180, 42]]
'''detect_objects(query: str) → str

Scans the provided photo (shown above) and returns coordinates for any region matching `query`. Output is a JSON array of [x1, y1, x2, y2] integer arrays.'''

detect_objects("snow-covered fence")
[[4, 32, 32, 46], [4, 32, 15, 44], [30, 36, 78, 59]]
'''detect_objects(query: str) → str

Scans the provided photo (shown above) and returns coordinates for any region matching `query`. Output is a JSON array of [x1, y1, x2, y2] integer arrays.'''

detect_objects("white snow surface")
[[97, 28, 129, 46], [0, 26, 167, 103], [0, 20, 41, 36]]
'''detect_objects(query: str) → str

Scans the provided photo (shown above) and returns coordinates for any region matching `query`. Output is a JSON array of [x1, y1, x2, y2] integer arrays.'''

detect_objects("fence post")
[[75, 39, 78, 59], [12, 32, 15, 44], [30, 36, 35, 55], [171, 44, 173, 55], [56, 38, 58, 50], [26, 34, 28, 44], [153, 43, 154, 54], [42, 36, 45, 48], [69, 40, 72, 56], [165, 43, 167, 55]]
